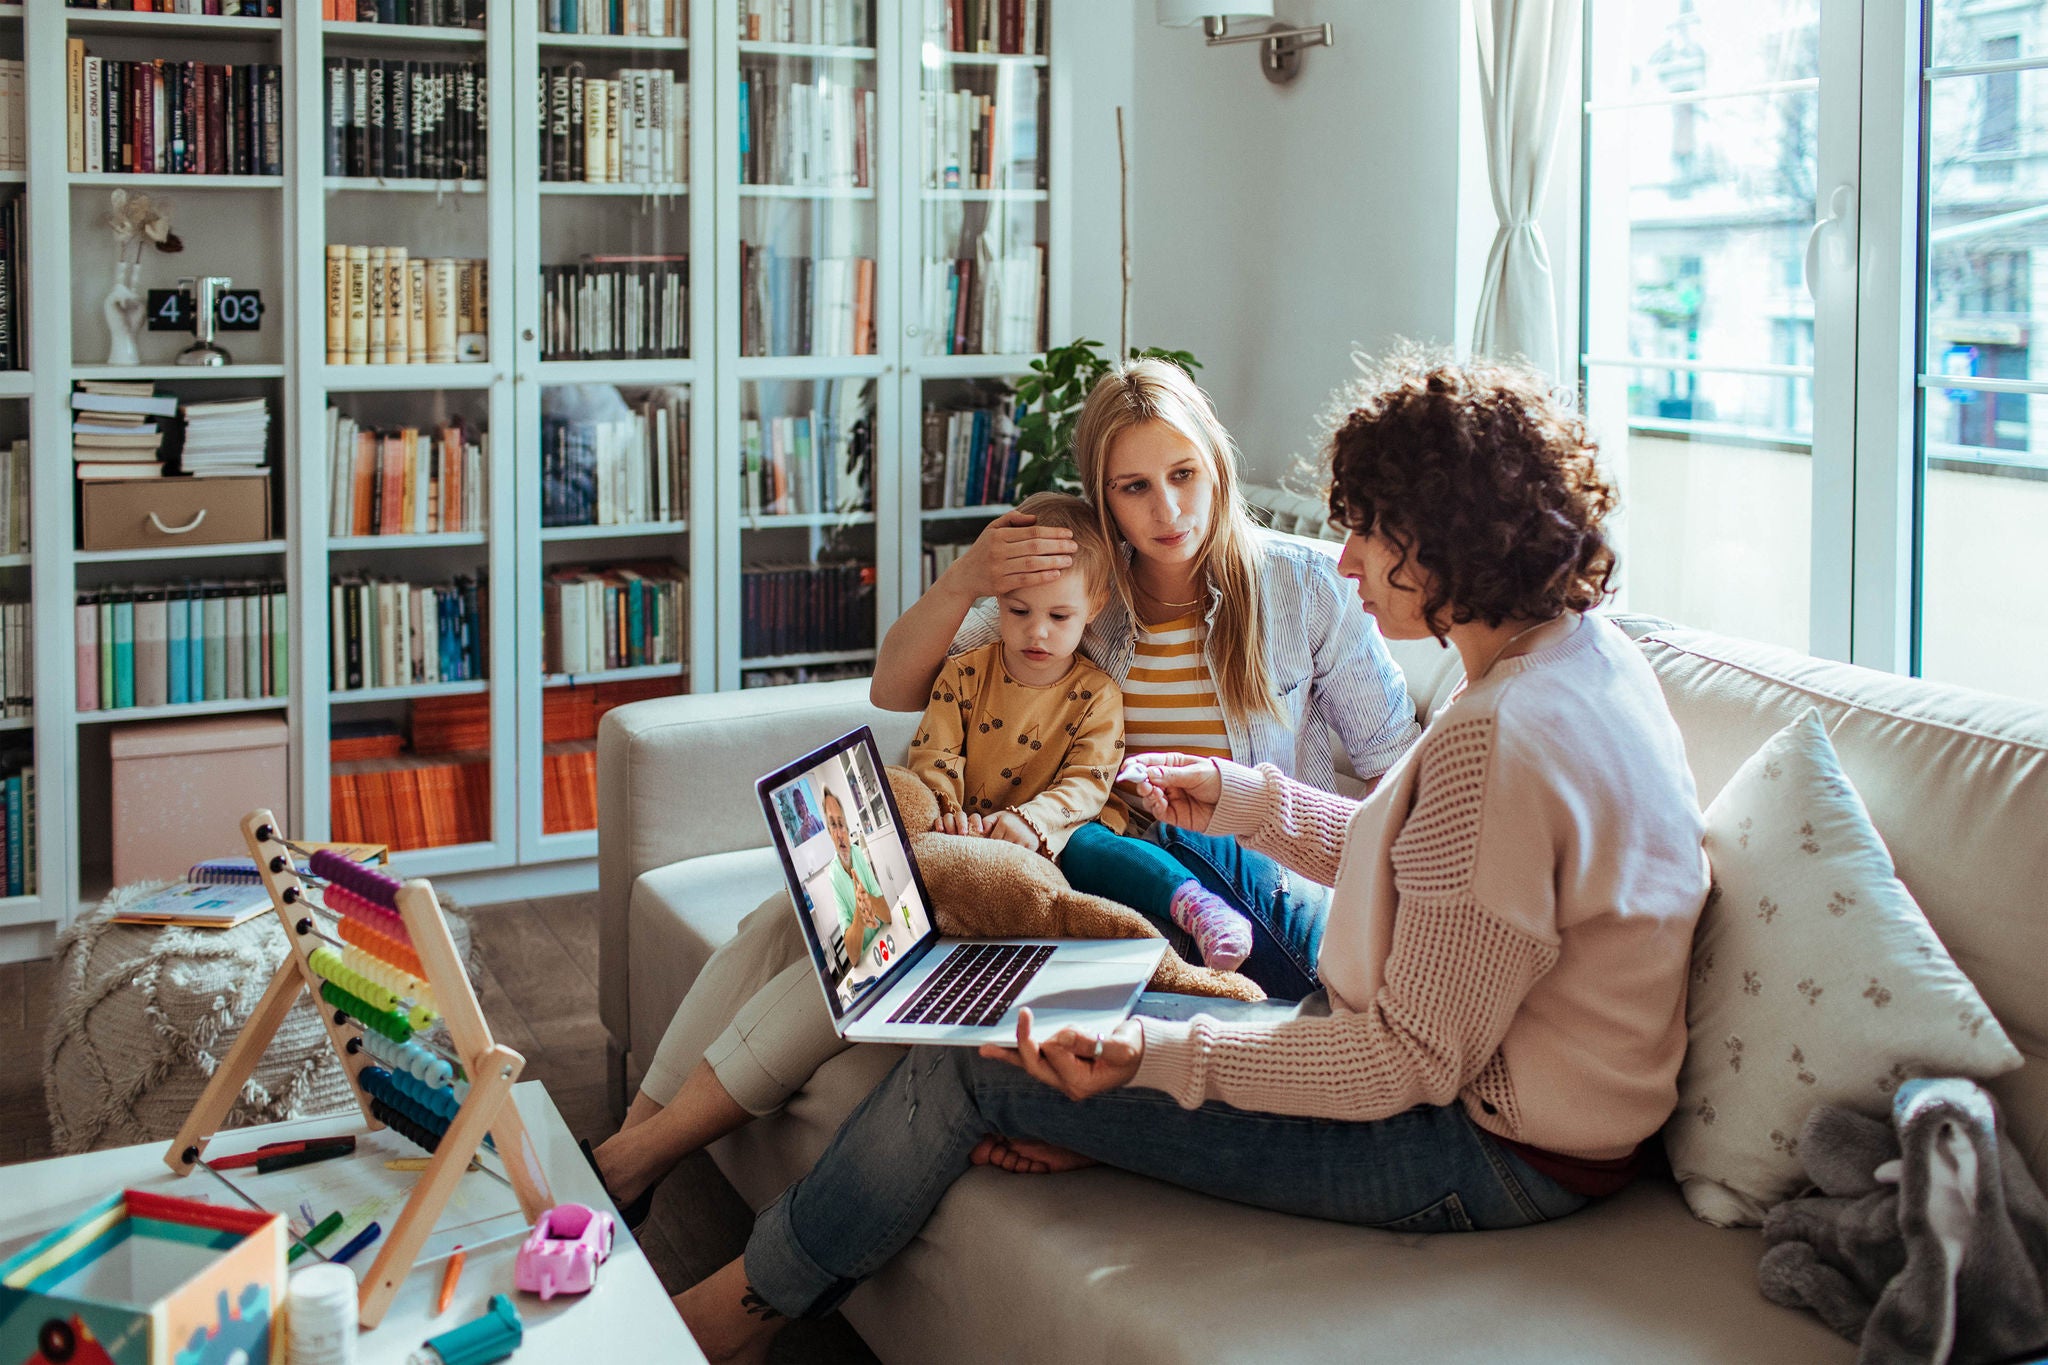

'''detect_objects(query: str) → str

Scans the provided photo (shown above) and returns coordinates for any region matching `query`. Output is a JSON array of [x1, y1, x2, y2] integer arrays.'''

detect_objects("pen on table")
[[287, 1210, 346, 1265], [437, 1246, 466, 1315], [330, 1221, 382, 1266], [386, 1156, 480, 1172], [209, 1135, 357, 1171], [255, 1145, 356, 1175]]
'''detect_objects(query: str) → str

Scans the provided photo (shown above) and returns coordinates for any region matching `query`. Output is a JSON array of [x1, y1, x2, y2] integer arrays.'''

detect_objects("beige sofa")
[[598, 614, 2046, 1364]]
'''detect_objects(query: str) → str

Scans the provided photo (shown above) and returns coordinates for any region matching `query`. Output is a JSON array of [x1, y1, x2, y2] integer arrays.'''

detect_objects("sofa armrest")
[[596, 679, 919, 1049]]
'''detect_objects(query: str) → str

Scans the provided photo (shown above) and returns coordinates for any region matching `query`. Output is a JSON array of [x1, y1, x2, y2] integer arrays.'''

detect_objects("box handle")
[[149, 509, 208, 536]]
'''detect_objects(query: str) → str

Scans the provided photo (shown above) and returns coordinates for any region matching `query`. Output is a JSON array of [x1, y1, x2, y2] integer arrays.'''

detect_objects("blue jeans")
[[1062, 822, 1332, 1000], [742, 994, 1589, 1318]]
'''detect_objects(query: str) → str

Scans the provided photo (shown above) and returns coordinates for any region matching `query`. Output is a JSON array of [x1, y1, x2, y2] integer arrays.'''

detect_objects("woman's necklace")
[[1133, 576, 1203, 612], [1471, 614, 1569, 683]]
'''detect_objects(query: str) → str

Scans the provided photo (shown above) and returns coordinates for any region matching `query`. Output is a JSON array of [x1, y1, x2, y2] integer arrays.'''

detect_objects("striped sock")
[[1168, 880, 1253, 973]]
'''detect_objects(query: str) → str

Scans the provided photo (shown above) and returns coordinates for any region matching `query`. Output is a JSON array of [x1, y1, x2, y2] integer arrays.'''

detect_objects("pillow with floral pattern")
[[1663, 707, 2021, 1227]]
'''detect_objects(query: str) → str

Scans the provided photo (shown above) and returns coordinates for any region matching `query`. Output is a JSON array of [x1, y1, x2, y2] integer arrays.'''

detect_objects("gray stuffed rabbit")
[[1759, 1077, 2048, 1364]]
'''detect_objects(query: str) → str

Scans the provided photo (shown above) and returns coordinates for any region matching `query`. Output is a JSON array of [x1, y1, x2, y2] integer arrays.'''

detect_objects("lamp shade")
[[1155, 0, 1275, 27]]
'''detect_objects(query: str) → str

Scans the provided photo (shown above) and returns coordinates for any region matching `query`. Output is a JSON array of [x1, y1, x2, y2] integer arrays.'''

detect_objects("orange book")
[[377, 435, 402, 534], [365, 771, 398, 847], [351, 434, 377, 537], [399, 428, 420, 533], [443, 427, 464, 532], [417, 763, 447, 848], [853, 259, 875, 357], [330, 774, 355, 841], [574, 749, 598, 830], [390, 767, 423, 851], [459, 762, 491, 843]]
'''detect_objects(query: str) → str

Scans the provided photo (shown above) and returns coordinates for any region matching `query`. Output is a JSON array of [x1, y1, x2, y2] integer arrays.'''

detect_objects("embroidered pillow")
[[1664, 707, 2021, 1227]]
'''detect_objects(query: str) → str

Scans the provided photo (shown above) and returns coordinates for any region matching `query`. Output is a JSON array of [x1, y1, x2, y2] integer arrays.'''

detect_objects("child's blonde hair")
[[1070, 360, 1280, 723], [1012, 491, 1115, 613]]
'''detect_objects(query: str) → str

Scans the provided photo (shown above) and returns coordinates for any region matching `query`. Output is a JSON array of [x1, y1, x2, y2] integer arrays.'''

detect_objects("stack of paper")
[[179, 396, 271, 475], [109, 881, 272, 930], [73, 381, 176, 481]]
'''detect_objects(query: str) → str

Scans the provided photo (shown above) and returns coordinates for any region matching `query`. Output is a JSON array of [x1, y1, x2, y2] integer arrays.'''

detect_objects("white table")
[[0, 1083, 706, 1363]]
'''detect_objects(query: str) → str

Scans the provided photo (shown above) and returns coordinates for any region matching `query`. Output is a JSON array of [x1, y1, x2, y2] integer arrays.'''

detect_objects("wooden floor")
[[0, 892, 876, 1365]]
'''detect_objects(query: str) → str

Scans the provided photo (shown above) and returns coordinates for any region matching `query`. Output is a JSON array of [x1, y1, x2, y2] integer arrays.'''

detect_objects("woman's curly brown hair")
[[1323, 347, 1617, 639]]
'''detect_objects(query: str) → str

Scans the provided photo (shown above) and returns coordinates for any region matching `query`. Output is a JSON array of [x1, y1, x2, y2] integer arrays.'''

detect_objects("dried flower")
[[103, 189, 176, 261]]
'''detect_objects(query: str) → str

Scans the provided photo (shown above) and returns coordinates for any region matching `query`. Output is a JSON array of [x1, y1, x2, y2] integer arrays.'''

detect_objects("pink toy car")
[[514, 1204, 614, 1300]]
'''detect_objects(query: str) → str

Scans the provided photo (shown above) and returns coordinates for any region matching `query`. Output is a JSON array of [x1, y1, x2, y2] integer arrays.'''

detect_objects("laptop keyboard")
[[886, 943, 1056, 1028]]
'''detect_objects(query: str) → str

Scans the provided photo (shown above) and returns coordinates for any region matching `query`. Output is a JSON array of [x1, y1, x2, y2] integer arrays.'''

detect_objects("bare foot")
[[969, 1133, 1097, 1174]]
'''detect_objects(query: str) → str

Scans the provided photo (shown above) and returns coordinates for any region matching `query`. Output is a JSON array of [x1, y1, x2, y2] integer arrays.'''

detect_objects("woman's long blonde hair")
[[1072, 359, 1280, 724]]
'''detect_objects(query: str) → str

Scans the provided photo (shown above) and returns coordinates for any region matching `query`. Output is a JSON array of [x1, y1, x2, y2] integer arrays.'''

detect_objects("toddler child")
[[907, 491, 1254, 969]]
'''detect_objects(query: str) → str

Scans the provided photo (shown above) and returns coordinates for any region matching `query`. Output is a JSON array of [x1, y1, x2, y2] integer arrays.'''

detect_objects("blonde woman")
[[875, 358, 1420, 997], [590, 361, 1418, 1215]]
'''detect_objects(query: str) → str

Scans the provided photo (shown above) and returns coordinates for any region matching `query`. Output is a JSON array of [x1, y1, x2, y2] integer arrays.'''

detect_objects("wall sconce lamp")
[[1156, 2, 1335, 85]]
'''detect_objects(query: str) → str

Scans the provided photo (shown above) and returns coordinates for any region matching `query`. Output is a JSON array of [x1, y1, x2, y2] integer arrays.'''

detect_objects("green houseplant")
[[1011, 340, 1202, 497]]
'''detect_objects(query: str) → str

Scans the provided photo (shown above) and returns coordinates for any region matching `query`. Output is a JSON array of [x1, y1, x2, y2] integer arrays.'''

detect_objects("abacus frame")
[[162, 810, 555, 1328]]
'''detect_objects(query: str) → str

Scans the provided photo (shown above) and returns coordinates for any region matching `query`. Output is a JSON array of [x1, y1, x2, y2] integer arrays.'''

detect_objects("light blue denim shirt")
[[952, 529, 1421, 789]]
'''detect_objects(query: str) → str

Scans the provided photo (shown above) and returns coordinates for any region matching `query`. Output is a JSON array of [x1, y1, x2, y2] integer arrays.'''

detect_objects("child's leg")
[[1060, 822, 1252, 971]]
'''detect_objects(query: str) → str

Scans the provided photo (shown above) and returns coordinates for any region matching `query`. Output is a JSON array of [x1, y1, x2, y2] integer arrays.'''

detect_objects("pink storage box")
[[110, 716, 290, 884]]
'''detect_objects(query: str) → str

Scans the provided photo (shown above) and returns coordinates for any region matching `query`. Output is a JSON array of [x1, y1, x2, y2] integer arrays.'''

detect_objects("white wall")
[[1125, 1, 1466, 484]]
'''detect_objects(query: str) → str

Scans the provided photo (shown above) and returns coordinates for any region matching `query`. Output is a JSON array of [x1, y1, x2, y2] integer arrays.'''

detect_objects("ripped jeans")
[[741, 992, 1589, 1318]]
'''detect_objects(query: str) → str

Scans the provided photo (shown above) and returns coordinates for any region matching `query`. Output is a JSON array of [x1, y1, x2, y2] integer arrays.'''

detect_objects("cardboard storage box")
[[80, 475, 270, 552], [110, 716, 289, 883]]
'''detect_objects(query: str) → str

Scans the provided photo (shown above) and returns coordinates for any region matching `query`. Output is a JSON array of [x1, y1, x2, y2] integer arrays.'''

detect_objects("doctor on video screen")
[[821, 786, 888, 962]]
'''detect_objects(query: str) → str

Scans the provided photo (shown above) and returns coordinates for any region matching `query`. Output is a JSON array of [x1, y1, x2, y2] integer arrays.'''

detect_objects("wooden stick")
[[162, 954, 302, 1175], [356, 1044, 523, 1329]]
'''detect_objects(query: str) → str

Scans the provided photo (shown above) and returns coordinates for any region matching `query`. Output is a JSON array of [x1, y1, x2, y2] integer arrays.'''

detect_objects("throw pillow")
[[1664, 707, 2022, 1227]]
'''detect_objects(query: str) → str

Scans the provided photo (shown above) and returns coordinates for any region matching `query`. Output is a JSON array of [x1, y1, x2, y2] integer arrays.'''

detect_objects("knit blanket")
[[44, 881, 470, 1154]]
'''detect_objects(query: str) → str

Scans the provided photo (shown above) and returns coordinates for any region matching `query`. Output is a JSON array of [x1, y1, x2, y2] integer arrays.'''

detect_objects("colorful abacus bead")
[[387, 1066, 462, 1124], [336, 914, 427, 981], [309, 851, 406, 910], [360, 1029, 460, 1094], [325, 882, 411, 941], [368, 1096, 443, 1153], [338, 945, 438, 1025], [308, 945, 404, 1017], [319, 980, 413, 1043], [358, 1067, 453, 1148]]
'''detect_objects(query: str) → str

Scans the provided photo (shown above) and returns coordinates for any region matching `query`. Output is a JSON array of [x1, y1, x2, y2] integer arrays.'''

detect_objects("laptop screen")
[[757, 728, 939, 1019]]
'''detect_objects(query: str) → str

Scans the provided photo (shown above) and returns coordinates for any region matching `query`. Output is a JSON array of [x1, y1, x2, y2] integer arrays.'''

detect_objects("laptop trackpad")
[[1017, 947, 1157, 1023]]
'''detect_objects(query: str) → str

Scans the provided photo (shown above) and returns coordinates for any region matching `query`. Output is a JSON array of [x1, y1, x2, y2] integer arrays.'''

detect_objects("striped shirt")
[[1121, 613, 1232, 761]]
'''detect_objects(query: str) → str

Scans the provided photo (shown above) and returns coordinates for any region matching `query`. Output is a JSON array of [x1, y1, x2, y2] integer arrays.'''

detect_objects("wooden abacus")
[[163, 811, 554, 1328]]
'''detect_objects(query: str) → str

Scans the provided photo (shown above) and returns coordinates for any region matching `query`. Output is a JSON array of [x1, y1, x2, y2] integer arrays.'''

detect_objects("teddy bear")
[[884, 766, 1265, 1003], [1757, 1076, 2048, 1364]]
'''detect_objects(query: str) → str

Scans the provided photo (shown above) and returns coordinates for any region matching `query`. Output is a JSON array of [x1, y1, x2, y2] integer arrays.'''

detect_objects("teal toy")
[[407, 1293, 522, 1365]]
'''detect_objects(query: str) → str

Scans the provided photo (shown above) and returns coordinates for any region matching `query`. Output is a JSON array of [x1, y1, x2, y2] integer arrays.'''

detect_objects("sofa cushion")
[[709, 1045, 1851, 1365], [1669, 708, 2021, 1226], [1633, 629, 2048, 1187], [626, 847, 788, 1080]]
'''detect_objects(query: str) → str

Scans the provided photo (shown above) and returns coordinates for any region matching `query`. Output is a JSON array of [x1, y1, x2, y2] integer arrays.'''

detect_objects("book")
[[109, 880, 271, 930]]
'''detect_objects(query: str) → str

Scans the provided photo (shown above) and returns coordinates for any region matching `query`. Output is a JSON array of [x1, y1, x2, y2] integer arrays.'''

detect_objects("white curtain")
[[1470, 0, 1582, 376]]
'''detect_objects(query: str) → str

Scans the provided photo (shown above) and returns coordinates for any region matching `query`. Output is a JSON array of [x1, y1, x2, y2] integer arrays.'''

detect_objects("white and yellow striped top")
[[1120, 612, 1232, 761]]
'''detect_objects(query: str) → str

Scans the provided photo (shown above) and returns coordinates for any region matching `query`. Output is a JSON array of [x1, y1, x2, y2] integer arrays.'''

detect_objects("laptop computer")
[[757, 726, 1166, 1047]]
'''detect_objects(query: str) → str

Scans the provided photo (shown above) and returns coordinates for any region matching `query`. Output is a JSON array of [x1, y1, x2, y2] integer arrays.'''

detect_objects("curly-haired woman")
[[674, 352, 1714, 1358]]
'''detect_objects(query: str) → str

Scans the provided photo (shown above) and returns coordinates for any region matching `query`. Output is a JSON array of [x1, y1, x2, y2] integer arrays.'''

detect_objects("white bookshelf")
[[2, 0, 1067, 960]]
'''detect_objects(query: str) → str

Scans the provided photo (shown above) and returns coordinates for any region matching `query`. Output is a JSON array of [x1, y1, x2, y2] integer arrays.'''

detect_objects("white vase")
[[102, 259, 144, 366]]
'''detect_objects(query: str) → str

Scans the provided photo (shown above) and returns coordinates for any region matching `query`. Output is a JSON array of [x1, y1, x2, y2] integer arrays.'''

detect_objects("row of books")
[[66, 50, 284, 178], [541, 68, 689, 184], [542, 742, 598, 834], [921, 540, 969, 593], [924, 0, 1046, 56], [920, 82, 1040, 191], [544, 0, 687, 36], [541, 560, 687, 675], [72, 382, 175, 480], [742, 660, 869, 688], [921, 398, 1022, 509], [324, 248, 486, 365], [739, 69, 875, 189], [918, 248, 1045, 355], [330, 755, 490, 851], [739, 382, 872, 517], [0, 442, 26, 555], [543, 672, 678, 742], [540, 388, 689, 527], [0, 194, 20, 371], [325, 58, 487, 181], [0, 64, 26, 173], [540, 259, 687, 361], [736, 0, 872, 46], [67, 3, 279, 12], [321, 1, 484, 24], [325, 412, 486, 537], [740, 561, 875, 659], [330, 575, 486, 691], [739, 249, 877, 357], [0, 756, 33, 898], [0, 602, 28, 720], [74, 580, 289, 712]]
